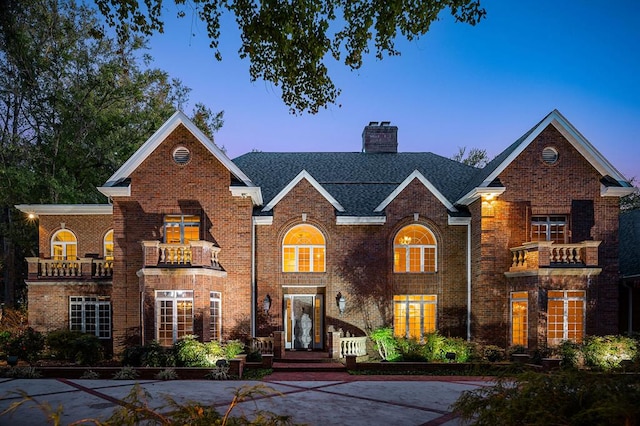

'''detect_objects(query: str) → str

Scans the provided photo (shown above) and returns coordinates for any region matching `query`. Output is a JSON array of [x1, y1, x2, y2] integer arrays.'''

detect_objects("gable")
[[375, 170, 457, 213], [97, 111, 261, 205], [262, 170, 345, 213]]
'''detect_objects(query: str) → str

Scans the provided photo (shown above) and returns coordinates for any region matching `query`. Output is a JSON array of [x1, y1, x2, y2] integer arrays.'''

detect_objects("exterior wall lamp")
[[336, 292, 346, 314], [263, 294, 272, 314]]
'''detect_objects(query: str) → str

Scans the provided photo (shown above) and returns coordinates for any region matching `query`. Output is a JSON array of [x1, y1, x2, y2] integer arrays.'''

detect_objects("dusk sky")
[[146, 1, 640, 182]]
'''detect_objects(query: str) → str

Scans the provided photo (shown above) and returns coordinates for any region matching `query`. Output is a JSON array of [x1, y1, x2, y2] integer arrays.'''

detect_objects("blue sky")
[[146, 0, 640, 181]]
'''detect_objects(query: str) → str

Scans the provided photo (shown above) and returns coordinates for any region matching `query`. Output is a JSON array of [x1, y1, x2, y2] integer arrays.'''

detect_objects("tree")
[[0, 0, 223, 304], [621, 178, 640, 211], [451, 146, 489, 168], [93, 0, 486, 114]]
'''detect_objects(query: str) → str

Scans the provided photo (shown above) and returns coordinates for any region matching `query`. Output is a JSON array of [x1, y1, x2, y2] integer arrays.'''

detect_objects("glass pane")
[[407, 302, 421, 339], [165, 225, 181, 244], [394, 247, 406, 272], [298, 248, 310, 272], [423, 247, 436, 272], [394, 300, 406, 338], [183, 224, 199, 243], [283, 248, 296, 271], [54, 230, 76, 242], [511, 300, 528, 346], [408, 247, 421, 272], [423, 303, 436, 334], [284, 224, 325, 245], [313, 247, 325, 272]]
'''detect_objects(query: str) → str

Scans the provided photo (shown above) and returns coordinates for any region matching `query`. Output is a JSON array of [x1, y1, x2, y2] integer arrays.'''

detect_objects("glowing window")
[[394, 224, 437, 273], [52, 229, 77, 260], [164, 215, 200, 244], [156, 290, 194, 346], [511, 292, 528, 347], [547, 290, 585, 346], [531, 216, 566, 243], [282, 224, 325, 272], [104, 230, 114, 260], [69, 296, 111, 339], [393, 295, 437, 339], [210, 291, 221, 342]]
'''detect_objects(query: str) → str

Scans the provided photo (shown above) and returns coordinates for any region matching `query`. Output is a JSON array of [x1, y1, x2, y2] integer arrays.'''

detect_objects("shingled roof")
[[232, 152, 478, 216]]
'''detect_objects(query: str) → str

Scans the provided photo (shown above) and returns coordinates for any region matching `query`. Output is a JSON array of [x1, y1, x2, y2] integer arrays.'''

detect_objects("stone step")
[[272, 362, 347, 373]]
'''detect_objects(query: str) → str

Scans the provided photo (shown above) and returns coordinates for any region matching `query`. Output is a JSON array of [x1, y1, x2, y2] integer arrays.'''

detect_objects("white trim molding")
[[15, 204, 113, 216], [375, 170, 457, 213], [336, 216, 386, 225], [230, 186, 264, 206], [262, 169, 345, 212], [252, 216, 274, 226]]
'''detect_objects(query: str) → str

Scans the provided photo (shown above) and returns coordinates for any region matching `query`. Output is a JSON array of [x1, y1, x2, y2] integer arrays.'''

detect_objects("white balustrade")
[[251, 337, 274, 354], [340, 336, 367, 357]]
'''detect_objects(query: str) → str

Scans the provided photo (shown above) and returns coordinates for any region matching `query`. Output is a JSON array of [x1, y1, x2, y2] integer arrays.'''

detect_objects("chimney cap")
[[380, 121, 391, 126], [368, 121, 379, 126]]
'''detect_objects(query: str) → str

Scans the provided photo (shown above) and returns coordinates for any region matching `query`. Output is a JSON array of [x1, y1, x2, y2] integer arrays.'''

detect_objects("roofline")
[[102, 110, 256, 188], [15, 204, 113, 216], [457, 187, 507, 206], [97, 185, 131, 198], [374, 170, 457, 212], [262, 170, 345, 212], [230, 186, 263, 206], [336, 216, 386, 225]]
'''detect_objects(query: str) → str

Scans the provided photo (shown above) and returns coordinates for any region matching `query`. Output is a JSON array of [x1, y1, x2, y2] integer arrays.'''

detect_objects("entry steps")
[[272, 350, 347, 373]]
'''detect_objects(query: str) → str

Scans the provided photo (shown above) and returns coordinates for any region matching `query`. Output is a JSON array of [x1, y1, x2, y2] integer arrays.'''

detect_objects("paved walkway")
[[0, 375, 491, 425]]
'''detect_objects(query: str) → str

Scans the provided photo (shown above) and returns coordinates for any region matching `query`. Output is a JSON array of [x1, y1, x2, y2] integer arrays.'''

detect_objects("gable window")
[[282, 224, 326, 272], [210, 291, 221, 341], [394, 295, 437, 339], [394, 224, 437, 273], [547, 290, 585, 346], [156, 290, 193, 346], [531, 216, 566, 243], [70, 296, 111, 339], [52, 230, 77, 260], [104, 230, 114, 260], [511, 292, 528, 347], [164, 215, 200, 244]]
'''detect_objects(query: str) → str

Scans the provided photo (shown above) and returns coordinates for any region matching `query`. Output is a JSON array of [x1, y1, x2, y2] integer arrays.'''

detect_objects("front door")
[[284, 294, 324, 349]]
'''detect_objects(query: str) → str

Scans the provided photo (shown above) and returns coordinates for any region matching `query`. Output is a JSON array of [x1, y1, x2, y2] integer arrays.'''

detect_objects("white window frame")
[[210, 291, 221, 341], [104, 229, 114, 260], [164, 215, 200, 244], [547, 290, 585, 346], [69, 296, 111, 339], [394, 225, 437, 273], [51, 229, 78, 260], [282, 225, 326, 272], [393, 295, 437, 339], [155, 290, 194, 346]]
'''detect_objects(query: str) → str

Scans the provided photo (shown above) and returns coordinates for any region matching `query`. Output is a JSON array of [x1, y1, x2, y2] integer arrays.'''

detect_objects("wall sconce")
[[336, 292, 346, 314], [263, 294, 272, 314]]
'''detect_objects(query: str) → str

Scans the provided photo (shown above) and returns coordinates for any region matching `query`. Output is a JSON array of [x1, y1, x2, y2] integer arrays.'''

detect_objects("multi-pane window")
[[70, 296, 111, 339], [394, 224, 437, 273], [52, 230, 77, 260], [393, 295, 437, 339], [156, 290, 193, 346], [547, 290, 585, 346], [104, 230, 114, 260], [511, 292, 528, 347], [210, 291, 221, 341], [164, 215, 200, 244], [531, 216, 566, 243], [282, 224, 326, 272]]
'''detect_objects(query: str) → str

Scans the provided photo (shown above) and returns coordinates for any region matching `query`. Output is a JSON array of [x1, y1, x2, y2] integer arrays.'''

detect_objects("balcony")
[[507, 241, 602, 276], [141, 240, 222, 270], [26, 257, 113, 280]]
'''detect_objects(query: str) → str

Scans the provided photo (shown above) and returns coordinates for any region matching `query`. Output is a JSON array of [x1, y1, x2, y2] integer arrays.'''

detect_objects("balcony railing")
[[509, 241, 601, 272], [141, 240, 222, 269], [340, 336, 368, 357], [26, 257, 113, 280]]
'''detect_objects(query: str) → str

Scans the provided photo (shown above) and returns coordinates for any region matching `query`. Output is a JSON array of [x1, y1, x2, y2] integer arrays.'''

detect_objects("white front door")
[[284, 294, 323, 349]]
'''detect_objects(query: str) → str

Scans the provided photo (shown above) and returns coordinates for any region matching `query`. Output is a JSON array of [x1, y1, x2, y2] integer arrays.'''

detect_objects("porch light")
[[263, 294, 272, 313], [337, 292, 346, 314]]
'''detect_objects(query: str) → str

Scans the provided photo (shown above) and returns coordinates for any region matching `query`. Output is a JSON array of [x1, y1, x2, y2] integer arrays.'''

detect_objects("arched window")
[[51, 229, 77, 260], [283, 224, 326, 272], [104, 230, 114, 260], [394, 224, 437, 273]]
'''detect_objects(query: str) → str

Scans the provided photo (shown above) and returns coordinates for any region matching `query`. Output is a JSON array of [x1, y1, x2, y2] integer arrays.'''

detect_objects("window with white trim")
[[210, 291, 221, 341], [164, 215, 200, 244], [394, 224, 437, 273], [547, 290, 585, 345], [511, 291, 528, 347], [156, 290, 193, 346], [104, 229, 114, 260], [70, 296, 111, 339], [282, 224, 326, 272], [393, 295, 437, 339], [52, 229, 77, 260], [531, 216, 567, 243]]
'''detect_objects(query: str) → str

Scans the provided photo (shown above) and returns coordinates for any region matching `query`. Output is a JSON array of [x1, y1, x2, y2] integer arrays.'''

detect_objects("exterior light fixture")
[[336, 292, 346, 314], [263, 294, 272, 313]]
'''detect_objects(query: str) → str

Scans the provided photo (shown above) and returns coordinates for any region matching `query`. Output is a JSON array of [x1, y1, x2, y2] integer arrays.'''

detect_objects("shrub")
[[453, 371, 640, 425], [6, 327, 45, 363], [79, 370, 100, 379], [422, 331, 446, 361], [369, 327, 399, 361], [45, 329, 83, 360], [154, 368, 178, 380], [441, 337, 472, 362], [582, 335, 637, 371], [395, 337, 425, 361], [246, 349, 263, 362], [140, 341, 175, 367], [73, 334, 104, 365], [0, 330, 12, 357], [224, 339, 245, 359], [558, 340, 584, 369], [175, 335, 209, 367], [3, 366, 41, 379], [113, 366, 139, 380], [482, 345, 505, 362]]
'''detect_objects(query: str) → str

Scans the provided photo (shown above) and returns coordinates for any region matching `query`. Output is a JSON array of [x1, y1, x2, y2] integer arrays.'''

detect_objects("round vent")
[[542, 147, 558, 165], [173, 146, 191, 165]]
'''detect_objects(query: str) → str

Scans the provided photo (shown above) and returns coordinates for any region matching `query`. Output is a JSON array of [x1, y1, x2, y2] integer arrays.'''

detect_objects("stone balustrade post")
[[273, 331, 285, 359], [141, 241, 160, 266], [26, 257, 40, 279], [327, 331, 342, 360]]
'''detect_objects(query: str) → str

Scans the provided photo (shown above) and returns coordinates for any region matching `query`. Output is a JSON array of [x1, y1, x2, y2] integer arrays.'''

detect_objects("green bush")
[[45, 329, 104, 365], [140, 341, 175, 367], [369, 327, 399, 361], [6, 327, 45, 363], [422, 331, 446, 361], [0, 330, 12, 357], [395, 337, 425, 361], [174, 335, 209, 367], [581, 335, 637, 371], [453, 371, 640, 425], [224, 339, 245, 359], [441, 337, 473, 362], [558, 340, 584, 369], [481, 345, 505, 363]]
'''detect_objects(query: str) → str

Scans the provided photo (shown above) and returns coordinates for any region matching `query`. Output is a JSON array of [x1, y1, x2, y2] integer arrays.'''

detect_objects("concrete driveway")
[[0, 376, 491, 425]]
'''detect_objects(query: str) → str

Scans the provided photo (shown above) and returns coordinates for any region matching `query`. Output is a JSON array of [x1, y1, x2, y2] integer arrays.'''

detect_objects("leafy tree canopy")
[[93, 0, 486, 114], [451, 146, 489, 168]]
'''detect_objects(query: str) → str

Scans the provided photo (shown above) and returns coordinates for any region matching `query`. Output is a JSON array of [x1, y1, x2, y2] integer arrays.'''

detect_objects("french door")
[[284, 294, 324, 349]]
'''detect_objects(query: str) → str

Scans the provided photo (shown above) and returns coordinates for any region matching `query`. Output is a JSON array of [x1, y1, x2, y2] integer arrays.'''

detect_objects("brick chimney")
[[362, 121, 398, 153]]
